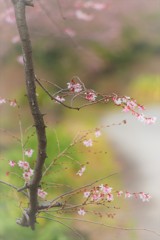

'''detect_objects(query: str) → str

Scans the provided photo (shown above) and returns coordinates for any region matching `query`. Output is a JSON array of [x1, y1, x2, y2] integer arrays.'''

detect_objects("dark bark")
[[12, 0, 47, 230]]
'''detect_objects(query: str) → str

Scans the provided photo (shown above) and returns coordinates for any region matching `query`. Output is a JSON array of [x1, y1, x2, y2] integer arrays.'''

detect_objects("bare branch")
[[0, 180, 28, 198], [39, 214, 160, 238], [39, 216, 84, 240]]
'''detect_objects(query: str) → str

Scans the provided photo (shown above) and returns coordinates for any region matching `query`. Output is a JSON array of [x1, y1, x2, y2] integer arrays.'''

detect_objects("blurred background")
[[0, 0, 160, 239]]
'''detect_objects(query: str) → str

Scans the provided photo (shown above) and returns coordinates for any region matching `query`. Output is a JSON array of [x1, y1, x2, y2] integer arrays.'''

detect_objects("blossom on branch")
[[24, 149, 34, 158], [84, 191, 91, 198], [38, 188, 48, 199], [85, 91, 97, 101], [125, 191, 132, 199], [99, 184, 112, 194], [55, 95, 65, 103], [83, 139, 93, 147], [139, 192, 152, 202], [106, 193, 114, 202], [95, 129, 101, 138], [18, 161, 30, 170], [67, 80, 82, 93], [117, 190, 123, 197], [9, 160, 16, 167], [76, 166, 86, 176], [78, 208, 86, 216], [9, 99, 17, 107], [0, 98, 6, 104], [22, 168, 34, 182], [113, 96, 156, 124]]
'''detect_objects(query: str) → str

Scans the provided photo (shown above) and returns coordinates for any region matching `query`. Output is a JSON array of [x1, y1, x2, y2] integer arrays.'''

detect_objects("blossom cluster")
[[67, 79, 82, 93], [55, 79, 98, 103], [8, 149, 48, 199], [77, 186, 152, 216], [83, 184, 114, 203], [112, 96, 156, 124], [83, 184, 151, 204], [0, 97, 17, 107], [53, 79, 157, 125], [9, 149, 34, 182]]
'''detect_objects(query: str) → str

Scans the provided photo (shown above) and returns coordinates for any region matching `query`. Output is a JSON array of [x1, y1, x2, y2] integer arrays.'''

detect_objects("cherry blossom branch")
[[35, 76, 111, 110], [50, 172, 119, 206], [35, 76, 81, 110], [12, 0, 47, 230], [35, 77, 156, 124]]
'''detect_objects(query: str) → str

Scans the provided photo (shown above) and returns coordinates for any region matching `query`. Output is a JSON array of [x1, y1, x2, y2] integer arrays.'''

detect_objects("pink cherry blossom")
[[95, 129, 101, 138], [117, 190, 123, 197], [10, 99, 17, 107], [122, 105, 130, 112], [125, 191, 132, 199], [23, 168, 34, 182], [78, 208, 86, 216], [18, 161, 30, 170], [91, 191, 102, 201], [126, 100, 137, 109], [9, 160, 16, 167], [84, 191, 91, 198], [137, 113, 145, 122], [144, 117, 157, 125], [112, 97, 122, 105], [75, 10, 93, 21], [85, 91, 97, 101], [139, 192, 152, 202], [83, 139, 93, 147], [0, 98, 6, 104], [24, 149, 34, 158], [38, 188, 48, 199], [99, 184, 112, 194], [106, 193, 114, 202], [67, 80, 82, 93], [138, 105, 145, 111], [76, 166, 86, 176], [55, 95, 65, 103]]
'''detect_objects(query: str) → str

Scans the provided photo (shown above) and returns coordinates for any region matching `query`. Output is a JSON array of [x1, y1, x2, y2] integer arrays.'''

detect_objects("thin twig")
[[0, 128, 21, 143], [38, 216, 84, 240], [42, 142, 74, 177], [0, 180, 28, 198], [40, 214, 160, 237]]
